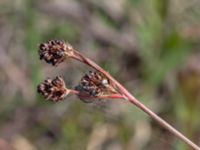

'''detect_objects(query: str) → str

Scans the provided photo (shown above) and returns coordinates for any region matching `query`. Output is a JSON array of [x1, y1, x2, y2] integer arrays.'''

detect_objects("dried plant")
[[39, 40, 74, 66], [37, 40, 200, 150], [37, 76, 68, 102]]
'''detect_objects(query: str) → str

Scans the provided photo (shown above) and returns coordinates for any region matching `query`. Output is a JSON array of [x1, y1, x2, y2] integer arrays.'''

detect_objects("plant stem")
[[70, 49, 200, 150], [128, 95, 200, 150]]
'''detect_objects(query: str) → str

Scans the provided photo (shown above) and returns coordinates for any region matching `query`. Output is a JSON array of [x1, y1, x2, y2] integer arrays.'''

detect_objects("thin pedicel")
[[38, 39, 200, 150]]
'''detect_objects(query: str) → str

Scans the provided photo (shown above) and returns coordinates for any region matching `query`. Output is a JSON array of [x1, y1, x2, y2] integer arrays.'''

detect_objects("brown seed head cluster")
[[37, 76, 67, 102], [39, 40, 73, 66], [75, 71, 110, 99], [38, 40, 117, 103]]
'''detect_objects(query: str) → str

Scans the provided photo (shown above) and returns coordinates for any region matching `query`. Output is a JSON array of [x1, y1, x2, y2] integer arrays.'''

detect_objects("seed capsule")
[[39, 40, 73, 66], [75, 71, 114, 103], [37, 76, 67, 102]]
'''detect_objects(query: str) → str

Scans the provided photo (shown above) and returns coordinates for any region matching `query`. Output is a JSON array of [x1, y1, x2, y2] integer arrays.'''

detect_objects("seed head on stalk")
[[37, 76, 69, 102], [39, 40, 74, 66], [37, 39, 200, 150]]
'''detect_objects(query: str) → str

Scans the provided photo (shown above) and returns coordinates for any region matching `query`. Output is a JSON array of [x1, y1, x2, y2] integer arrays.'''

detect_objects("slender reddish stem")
[[69, 49, 200, 150], [98, 93, 124, 99]]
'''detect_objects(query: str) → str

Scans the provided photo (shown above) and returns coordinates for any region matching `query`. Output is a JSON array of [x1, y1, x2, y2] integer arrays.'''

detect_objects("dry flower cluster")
[[38, 40, 122, 103], [37, 40, 200, 150]]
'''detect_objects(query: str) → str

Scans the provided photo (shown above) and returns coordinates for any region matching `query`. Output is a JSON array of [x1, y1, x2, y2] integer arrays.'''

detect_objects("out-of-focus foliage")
[[0, 0, 200, 150]]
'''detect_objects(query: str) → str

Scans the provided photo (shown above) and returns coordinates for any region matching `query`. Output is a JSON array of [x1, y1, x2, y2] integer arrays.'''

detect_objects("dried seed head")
[[39, 40, 73, 66], [37, 76, 68, 102], [75, 71, 111, 102]]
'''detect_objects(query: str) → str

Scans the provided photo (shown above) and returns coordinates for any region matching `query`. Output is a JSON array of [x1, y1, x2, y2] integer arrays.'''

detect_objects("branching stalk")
[[70, 48, 200, 150], [38, 40, 200, 150]]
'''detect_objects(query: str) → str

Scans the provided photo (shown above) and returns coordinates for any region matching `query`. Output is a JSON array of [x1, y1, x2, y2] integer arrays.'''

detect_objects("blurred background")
[[0, 0, 200, 149]]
